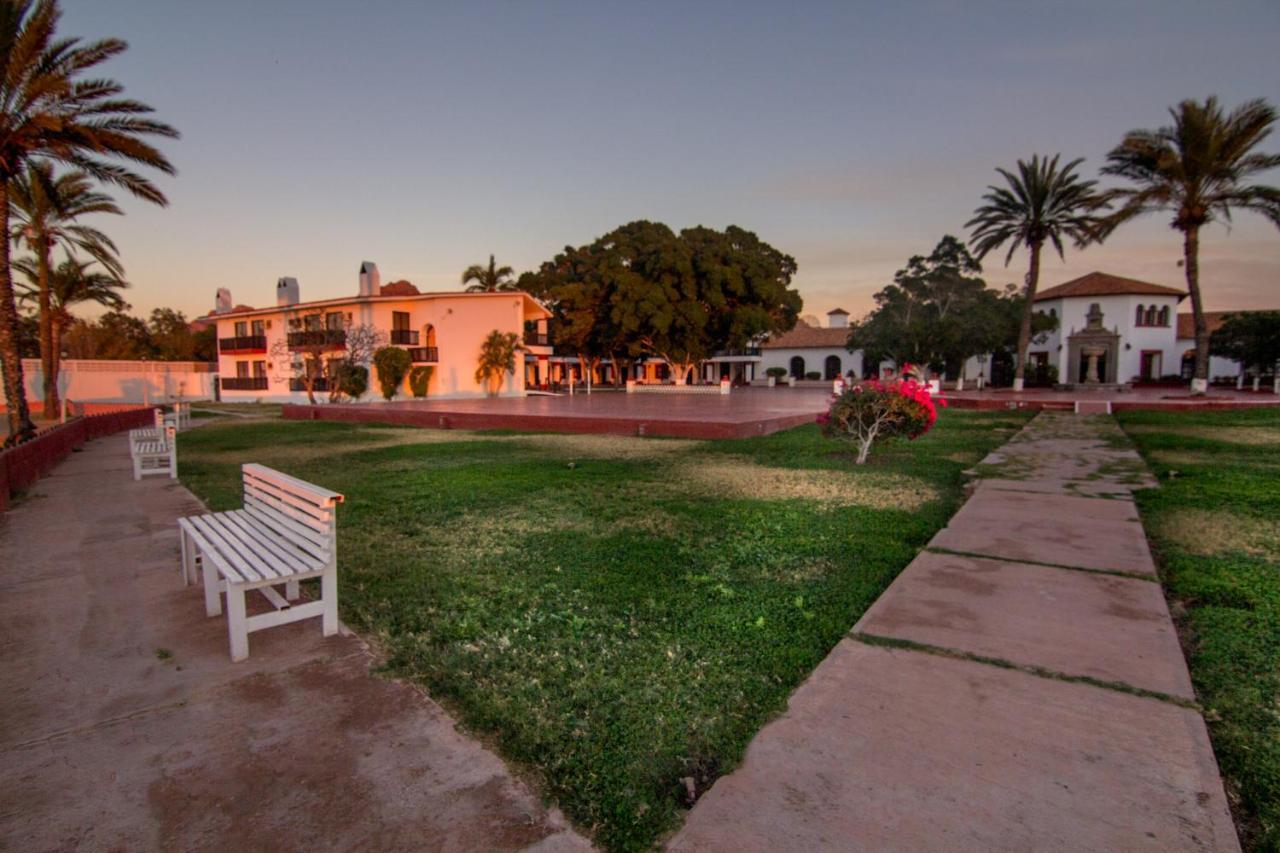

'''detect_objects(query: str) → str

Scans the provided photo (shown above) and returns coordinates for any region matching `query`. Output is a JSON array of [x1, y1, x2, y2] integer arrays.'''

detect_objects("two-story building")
[[206, 261, 551, 402]]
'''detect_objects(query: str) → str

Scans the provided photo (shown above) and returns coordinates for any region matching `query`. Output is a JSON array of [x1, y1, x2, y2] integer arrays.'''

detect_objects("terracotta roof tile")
[[1034, 271, 1186, 302], [762, 320, 850, 349]]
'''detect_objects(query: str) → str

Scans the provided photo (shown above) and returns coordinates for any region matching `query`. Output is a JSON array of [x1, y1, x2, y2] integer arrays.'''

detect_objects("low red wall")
[[0, 406, 156, 511]]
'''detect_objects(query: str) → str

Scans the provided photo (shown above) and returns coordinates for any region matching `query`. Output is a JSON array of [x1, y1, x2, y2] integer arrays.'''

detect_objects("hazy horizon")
[[59, 1, 1280, 323]]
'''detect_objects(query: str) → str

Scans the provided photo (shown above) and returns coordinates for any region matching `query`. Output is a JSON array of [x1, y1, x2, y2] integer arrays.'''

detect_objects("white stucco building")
[[760, 308, 863, 381], [204, 262, 551, 402]]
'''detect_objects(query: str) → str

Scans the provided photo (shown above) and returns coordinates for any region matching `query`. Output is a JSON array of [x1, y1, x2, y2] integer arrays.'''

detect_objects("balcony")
[[287, 329, 346, 350], [289, 377, 330, 392], [218, 335, 267, 354], [407, 346, 439, 363], [712, 348, 762, 358], [524, 330, 551, 347], [221, 376, 269, 391], [390, 329, 419, 345]]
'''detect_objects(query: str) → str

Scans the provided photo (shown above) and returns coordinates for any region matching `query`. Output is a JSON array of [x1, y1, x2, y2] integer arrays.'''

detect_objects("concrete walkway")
[[671, 413, 1239, 852], [0, 434, 592, 852]]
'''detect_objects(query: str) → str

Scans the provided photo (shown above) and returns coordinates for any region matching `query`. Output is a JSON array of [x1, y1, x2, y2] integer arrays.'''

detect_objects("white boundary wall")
[[15, 358, 217, 405]]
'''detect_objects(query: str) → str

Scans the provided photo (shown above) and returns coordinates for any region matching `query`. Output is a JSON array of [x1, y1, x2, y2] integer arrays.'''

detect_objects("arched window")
[[1135, 304, 1145, 326], [422, 323, 437, 347], [824, 355, 842, 380], [1158, 306, 1169, 326], [1146, 306, 1158, 326], [789, 356, 806, 379]]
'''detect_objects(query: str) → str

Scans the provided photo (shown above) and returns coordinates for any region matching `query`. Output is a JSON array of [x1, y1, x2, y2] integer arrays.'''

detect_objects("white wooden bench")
[[129, 408, 178, 448], [178, 464, 344, 661], [131, 423, 177, 480]]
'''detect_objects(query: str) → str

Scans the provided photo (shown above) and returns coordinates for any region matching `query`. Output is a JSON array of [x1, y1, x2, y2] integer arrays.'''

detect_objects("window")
[[251, 320, 265, 337], [789, 356, 806, 379], [1135, 305, 1145, 326], [235, 361, 249, 378], [392, 311, 410, 331], [423, 323, 437, 347], [325, 311, 344, 331], [303, 314, 322, 331], [234, 320, 248, 337], [1158, 306, 1169, 326], [1145, 306, 1158, 326], [252, 361, 266, 378]]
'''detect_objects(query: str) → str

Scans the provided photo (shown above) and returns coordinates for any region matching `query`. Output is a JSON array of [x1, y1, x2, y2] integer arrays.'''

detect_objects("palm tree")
[[16, 256, 126, 389], [0, 0, 177, 444], [1101, 97, 1280, 393], [11, 162, 124, 417], [474, 330, 521, 395], [966, 154, 1107, 391], [461, 254, 516, 293]]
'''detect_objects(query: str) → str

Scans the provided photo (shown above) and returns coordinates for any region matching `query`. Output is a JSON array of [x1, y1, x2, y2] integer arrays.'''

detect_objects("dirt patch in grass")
[[1149, 508, 1280, 561], [683, 458, 938, 510], [512, 433, 704, 460]]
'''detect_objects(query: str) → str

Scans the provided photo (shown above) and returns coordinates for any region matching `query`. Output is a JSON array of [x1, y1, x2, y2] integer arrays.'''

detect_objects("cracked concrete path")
[[0, 434, 592, 853], [670, 413, 1238, 852]]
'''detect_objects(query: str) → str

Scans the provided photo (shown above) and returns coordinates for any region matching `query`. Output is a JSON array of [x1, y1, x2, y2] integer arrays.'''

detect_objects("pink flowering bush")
[[818, 366, 946, 464]]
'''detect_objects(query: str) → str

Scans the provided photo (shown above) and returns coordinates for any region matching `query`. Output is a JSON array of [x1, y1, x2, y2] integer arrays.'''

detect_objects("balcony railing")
[[218, 335, 267, 353], [713, 347, 761, 358], [289, 377, 330, 392], [221, 376, 269, 391], [407, 346, 439, 363], [524, 330, 551, 347], [390, 329, 419, 345], [287, 329, 346, 349]]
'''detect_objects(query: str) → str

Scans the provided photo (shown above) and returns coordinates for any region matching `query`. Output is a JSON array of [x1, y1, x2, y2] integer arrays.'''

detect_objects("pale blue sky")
[[60, 1, 1280, 321]]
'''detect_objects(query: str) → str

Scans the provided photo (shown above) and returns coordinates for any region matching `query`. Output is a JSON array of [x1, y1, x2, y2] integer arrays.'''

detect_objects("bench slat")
[[203, 515, 304, 582], [223, 510, 321, 574], [180, 517, 248, 584], [244, 480, 333, 531], [243, 497, 332, 554], [187, 515, 274, 583], [243, 463, 343, 506]]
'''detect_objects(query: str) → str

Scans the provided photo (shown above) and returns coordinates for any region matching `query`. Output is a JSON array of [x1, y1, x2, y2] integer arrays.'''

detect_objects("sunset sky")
[[61, 1, 1280, 323]]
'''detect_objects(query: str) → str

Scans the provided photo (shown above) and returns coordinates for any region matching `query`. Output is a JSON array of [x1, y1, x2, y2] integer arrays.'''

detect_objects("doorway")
[[1140, 350, 1163, 381]]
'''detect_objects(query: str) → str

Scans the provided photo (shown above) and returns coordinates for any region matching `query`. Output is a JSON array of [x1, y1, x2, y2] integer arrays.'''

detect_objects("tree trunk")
[[36, 234, 57, 419], [1183, 225, 1208, 395], [50, 320, 64, 411], [0, 182, 36, 444], [1012, 241, 1043, 392]]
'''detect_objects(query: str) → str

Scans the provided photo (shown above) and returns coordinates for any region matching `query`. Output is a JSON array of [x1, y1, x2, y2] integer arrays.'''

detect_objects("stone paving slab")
[[931, 493, 1156, 575], [975, 477, 1137, 498], [669, 641, 1237, 853], [855, 551, 1193, 699], [0, 434, 593, 852]]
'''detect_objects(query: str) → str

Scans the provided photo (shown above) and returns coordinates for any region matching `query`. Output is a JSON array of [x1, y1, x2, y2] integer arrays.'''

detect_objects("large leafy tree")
[[1101, 97, 1280, 393], [966, 154, 1106, 391], [527, 221, 800, 384], [0, 0, 177, 442], [848, 236, 1053, 380], [11, 162, 124, 415], [461, 254, 516, 293], [1210, 311, 1280, 381]]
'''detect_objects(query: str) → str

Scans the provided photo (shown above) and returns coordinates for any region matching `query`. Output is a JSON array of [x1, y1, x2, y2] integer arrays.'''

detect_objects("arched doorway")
[[824, 355, 842, 380], [789, 356, 805, 379]]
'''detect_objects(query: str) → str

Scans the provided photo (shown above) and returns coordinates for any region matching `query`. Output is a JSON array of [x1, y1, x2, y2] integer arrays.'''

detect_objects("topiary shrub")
[[765, 367, 788, 379], [819, 369, 944, 464], [333, 362, 368, 400], [409, 365, 434, 397], [805, 371, 822, 380], [373, 346, 412, 400]]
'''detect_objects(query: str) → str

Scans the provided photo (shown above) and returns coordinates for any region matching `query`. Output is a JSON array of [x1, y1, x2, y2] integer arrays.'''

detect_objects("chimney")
[[215, 287, 232, 314], [359, 261, 380, 297], [276, 276, 300, 306], [827, 308, 850, 329]]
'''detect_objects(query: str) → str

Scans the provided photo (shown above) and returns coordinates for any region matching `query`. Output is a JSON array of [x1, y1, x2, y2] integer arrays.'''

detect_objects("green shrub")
[[765, 367, 788, 378], [373, 346, 412, 400], [333, 362, 368, 400], [409, 365, 434, 397], [805, 371, 822, 380]]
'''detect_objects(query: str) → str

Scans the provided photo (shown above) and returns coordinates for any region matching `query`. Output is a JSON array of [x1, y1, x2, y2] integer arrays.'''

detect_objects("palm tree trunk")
[[0, 182, 36, 444], [1183, 225, 1208, 395], [36, 235, 57, 419], [1012, 241, 1043, 392]]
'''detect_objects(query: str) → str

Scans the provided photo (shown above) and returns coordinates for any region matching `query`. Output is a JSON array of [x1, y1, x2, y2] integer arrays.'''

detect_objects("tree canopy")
[[848, 236, 1055, 378], [1210, 311, 1280, 375], [522, 220, 801, 382]]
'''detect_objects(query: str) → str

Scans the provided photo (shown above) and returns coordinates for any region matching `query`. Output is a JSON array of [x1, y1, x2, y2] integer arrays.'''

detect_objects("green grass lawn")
[[177, 410, 1027, 850], [1117, 407, 1280, 850]]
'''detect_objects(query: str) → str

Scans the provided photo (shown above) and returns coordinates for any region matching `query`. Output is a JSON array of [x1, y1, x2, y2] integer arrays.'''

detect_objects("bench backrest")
[[241, 463, 345, 562]]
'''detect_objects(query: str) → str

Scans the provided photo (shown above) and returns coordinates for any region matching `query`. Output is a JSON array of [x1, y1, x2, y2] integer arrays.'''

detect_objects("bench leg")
[[132, 454, 142, 481], [321, 565, 338, 637], [202, 556, 221, 617], [168, 451, 177, 479], [227, 585, 249, 662], [179, 528, 191, 586]]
